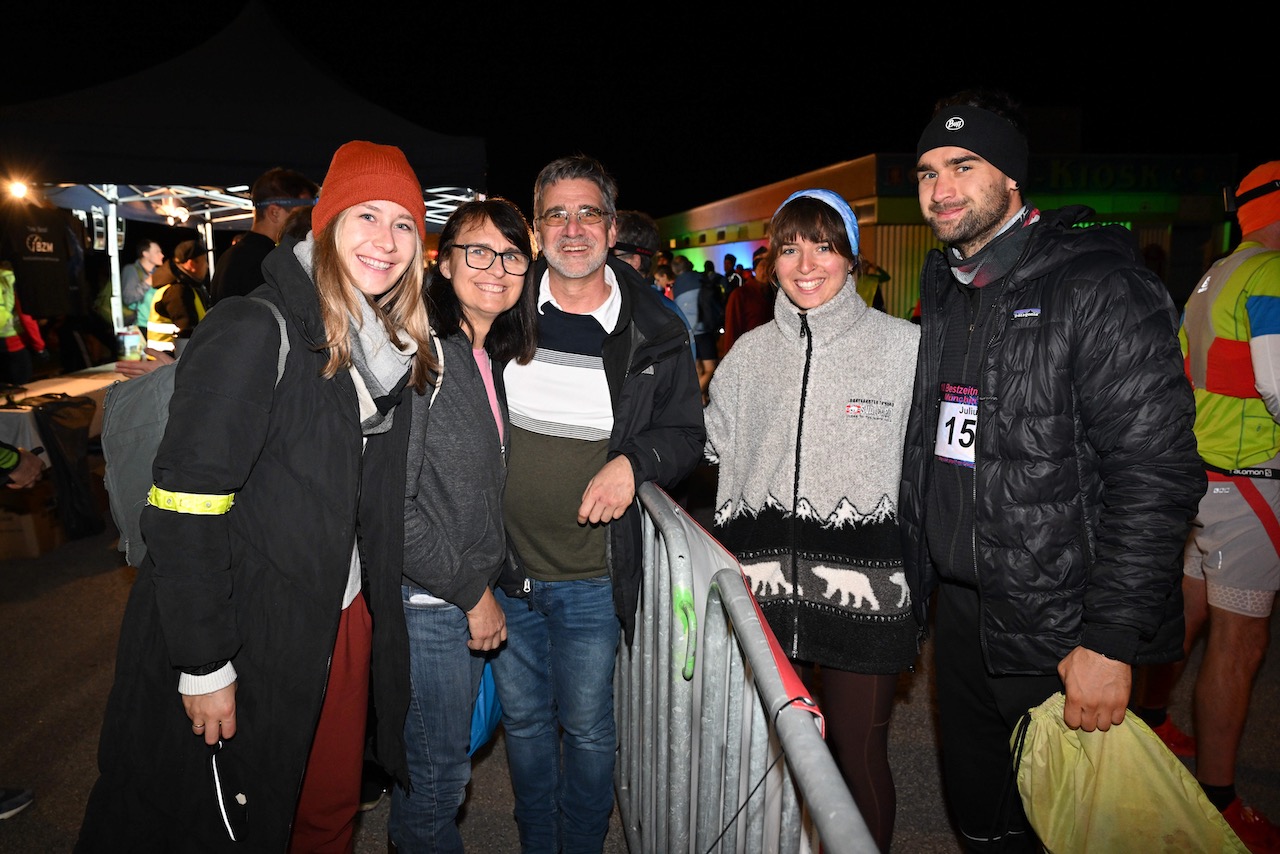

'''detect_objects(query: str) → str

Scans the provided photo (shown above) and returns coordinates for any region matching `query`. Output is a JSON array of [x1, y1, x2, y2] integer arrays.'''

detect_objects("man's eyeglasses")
[[449, 244, 531, 276], [539, 206, 609, 228]]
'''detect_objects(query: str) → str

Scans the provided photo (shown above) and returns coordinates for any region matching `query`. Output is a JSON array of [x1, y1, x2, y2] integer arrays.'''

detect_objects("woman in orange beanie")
[[77, 141, 436, 853]]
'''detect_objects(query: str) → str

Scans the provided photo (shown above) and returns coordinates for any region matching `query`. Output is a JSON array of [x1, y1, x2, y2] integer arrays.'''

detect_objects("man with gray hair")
[[493, 155, 704, 853]]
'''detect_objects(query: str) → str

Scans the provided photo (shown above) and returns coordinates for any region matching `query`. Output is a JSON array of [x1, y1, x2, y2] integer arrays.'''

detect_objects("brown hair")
[[764, 197, 861, 279], [311, 208, 436, 392]]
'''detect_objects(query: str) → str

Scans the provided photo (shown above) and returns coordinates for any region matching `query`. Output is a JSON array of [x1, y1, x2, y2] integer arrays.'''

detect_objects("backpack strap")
[[248, 296, 290, 385], [428, 331, 444, 408]]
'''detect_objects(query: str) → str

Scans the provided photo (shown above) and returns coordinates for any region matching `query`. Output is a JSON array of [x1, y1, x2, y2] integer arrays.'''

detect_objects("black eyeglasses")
[[538, 206, 609, 228], [449, 244, 531, 276]]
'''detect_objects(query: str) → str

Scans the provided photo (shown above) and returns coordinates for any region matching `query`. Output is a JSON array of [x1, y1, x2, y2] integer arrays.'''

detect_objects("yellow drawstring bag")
[[1011, 692, 1248, 853]]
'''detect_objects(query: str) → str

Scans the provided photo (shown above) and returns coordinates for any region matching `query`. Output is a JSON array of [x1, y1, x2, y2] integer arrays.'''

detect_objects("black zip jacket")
[[899, 205, 1205, 675]]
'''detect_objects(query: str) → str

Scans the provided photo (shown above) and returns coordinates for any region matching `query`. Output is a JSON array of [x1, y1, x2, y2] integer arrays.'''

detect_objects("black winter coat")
[[77, 239, 412, 853], [899, 206, 1205, 675]]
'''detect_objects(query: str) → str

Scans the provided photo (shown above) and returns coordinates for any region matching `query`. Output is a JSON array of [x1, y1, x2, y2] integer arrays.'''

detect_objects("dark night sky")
[[1, 3, 1268, 220]]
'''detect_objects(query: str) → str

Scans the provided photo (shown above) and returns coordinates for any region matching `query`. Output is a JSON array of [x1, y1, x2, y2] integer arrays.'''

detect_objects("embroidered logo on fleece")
[[845, 398, 894, 421], [1012, 307, 1040, 319]]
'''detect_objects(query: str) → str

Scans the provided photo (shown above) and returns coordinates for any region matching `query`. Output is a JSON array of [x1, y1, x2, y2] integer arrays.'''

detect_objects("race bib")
[[934, 383, 978, 468]]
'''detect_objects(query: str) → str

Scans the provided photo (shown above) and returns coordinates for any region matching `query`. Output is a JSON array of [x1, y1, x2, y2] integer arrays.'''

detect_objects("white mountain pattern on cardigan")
[[716, 492, 897, 528]]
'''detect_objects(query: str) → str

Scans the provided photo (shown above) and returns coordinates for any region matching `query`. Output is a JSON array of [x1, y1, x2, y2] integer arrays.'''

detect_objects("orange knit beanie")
[[311, 141, 425, 241]]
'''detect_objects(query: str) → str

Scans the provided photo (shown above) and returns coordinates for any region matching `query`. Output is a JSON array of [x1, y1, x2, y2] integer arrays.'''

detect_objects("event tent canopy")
[[0, 1, 486, 329], [0, 1, 486, 231]]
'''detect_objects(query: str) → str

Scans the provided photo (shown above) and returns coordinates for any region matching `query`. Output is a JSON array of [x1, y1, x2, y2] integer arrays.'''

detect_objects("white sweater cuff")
[[178, 662, 237, 696]]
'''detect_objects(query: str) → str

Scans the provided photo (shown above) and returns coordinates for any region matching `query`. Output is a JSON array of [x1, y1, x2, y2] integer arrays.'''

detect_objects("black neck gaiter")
[[947, 206, 1039, 288]]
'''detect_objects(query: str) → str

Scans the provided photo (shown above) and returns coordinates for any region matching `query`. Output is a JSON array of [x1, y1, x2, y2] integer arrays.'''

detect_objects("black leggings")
[[796, 663, 898, 853]]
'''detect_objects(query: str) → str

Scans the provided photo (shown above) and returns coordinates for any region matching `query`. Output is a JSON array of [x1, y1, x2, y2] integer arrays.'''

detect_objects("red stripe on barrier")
[[742, 573, 827, 737]]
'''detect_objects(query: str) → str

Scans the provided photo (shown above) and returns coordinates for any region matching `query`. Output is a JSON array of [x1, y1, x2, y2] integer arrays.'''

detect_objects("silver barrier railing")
[[616, 482, 876, 853]]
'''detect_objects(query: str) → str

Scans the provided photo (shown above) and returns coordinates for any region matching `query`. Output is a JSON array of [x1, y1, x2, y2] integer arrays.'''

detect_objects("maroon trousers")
[[288, 592, 373, 854]]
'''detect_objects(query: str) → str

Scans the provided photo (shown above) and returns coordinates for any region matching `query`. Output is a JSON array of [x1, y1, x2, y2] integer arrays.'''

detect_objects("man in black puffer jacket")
[[899, 89, 1205, 853]]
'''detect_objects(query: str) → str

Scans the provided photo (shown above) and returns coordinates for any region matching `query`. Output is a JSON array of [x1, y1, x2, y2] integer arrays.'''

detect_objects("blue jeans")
[[492, 578, 621, 854], [388, 584, 485, 854]]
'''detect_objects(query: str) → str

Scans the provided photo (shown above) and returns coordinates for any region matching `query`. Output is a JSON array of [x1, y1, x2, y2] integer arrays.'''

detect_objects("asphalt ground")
[[2, 461, 1277, 853]]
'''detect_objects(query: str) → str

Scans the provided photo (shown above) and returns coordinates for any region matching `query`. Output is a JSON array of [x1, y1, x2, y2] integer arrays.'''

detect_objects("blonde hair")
[[311, 208, 436, 392]]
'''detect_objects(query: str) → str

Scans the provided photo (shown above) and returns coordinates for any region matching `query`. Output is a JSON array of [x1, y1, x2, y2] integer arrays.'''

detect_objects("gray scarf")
[[294, 235, 416, 435], [947, 205, 1040, 287], [349, 295, 416, 435]]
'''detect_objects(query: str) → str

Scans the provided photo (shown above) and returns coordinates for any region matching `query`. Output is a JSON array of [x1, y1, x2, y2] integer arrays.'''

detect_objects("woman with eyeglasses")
[[704, 189, 920, 853], [388, 198, 538, 853]]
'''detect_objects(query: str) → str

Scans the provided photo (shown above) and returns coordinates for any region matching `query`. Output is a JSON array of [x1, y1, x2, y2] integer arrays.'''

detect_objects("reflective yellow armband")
[[146, 486, 235, 515]]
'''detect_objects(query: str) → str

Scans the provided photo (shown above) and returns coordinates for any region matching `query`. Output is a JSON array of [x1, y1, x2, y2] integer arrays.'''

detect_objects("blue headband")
[[775, 188, 860, 255]]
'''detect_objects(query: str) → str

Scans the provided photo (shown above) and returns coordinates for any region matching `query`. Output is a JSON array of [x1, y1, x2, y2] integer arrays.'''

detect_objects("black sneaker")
[[0, 788, 33, 820]]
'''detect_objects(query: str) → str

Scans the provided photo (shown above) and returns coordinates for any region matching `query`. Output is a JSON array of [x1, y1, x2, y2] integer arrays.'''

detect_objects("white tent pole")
[[105, 184, 124, 332], [200, 219, 214, 279]]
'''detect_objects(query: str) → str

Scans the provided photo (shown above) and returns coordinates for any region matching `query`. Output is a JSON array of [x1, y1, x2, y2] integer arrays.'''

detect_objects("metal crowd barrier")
[[616, 483, 876, 853]]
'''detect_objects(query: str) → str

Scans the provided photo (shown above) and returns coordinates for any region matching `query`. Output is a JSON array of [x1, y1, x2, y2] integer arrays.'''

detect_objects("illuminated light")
[[156, 197, 190, 225], [8, 181, 28, 199]]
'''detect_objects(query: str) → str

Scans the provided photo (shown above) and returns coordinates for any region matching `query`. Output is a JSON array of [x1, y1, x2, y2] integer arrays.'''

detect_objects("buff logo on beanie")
[[916, 105, 1028, 187], [311, 140, 426, 241], [1235, 161, 1280, 235]]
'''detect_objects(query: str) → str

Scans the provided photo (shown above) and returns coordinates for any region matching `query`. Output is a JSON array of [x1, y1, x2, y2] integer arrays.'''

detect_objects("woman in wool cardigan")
[[703, 189, 920, 853]]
